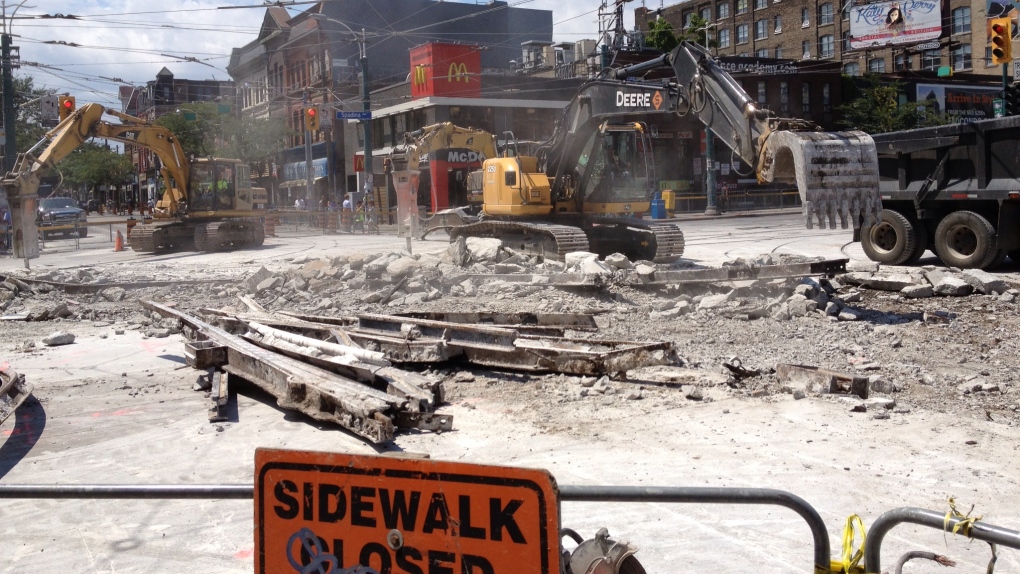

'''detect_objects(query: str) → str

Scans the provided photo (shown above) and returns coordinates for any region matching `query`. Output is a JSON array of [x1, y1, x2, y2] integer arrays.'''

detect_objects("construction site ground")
[[2, 211, 1019, 573]]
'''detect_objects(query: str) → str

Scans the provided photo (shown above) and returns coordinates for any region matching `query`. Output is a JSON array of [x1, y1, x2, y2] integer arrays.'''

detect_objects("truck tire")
[[904, 222, 929, 264], [1010, 249, 1020, 263], [861, 210, 918, 265], [78, 226, 89, 238], [934, 210, 996, 269]]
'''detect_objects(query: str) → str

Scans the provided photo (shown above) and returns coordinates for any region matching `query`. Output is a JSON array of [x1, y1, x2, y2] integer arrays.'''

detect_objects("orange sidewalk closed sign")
[[255, 449, 561, 574]]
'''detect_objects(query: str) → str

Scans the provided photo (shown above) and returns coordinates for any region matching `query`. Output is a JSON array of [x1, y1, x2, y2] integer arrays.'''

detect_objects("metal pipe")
[[558, 485, 830, 570], [0, 483, 831, 570], [865, 507, 1020, 572]]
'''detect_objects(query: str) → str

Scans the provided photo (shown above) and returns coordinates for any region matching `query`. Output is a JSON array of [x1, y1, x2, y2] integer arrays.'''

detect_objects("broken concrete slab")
[[604, 253, 633, 270], [960, 269, 1009, 295], [924, 269, 973, 296], [101, 287, 126, 302], [42, 331, 75, 346], [466, 237, 503, 262], [901, 284, 933, 298]]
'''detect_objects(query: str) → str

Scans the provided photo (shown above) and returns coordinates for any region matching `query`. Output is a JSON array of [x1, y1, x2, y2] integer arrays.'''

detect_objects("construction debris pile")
[[2, 241, 1019, 432]]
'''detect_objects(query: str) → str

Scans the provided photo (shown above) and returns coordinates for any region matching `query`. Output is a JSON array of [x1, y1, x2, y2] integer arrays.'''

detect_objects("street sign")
[[255, 449, 561, 574], [318, 105, 332, 128], [336, 110, 372, 120], [40, 95, 59, 121], [1014, 59, 1020, 81]]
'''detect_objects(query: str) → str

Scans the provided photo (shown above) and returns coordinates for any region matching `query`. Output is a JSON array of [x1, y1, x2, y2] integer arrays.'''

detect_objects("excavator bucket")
[[757, 130, 881, 230]]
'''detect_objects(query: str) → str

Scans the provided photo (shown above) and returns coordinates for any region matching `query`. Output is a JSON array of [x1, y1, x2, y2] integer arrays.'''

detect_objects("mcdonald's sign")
[[409, 42, 481, 99], [448, 62, 469, 82], [353, 155, 365, 172]]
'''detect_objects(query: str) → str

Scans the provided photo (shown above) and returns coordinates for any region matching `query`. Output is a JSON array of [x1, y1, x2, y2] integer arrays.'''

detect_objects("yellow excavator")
[[444, 42, 882, 263], [1, 103, 267, 256]]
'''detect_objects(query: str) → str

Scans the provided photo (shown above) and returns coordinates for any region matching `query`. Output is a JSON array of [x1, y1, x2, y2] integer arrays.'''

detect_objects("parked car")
[[37, 197, 88, 238]]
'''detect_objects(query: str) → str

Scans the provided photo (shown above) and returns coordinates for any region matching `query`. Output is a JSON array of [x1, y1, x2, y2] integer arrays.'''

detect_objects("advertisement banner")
[[849, 0, 941, 49], [916, 84, 1001, 121]]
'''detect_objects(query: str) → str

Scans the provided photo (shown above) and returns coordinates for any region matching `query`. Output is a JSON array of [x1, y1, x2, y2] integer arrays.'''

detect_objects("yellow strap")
[[945, 496, 982, 540], [825, 515, 868, 573]]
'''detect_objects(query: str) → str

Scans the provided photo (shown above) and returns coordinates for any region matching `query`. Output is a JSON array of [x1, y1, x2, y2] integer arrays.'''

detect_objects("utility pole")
[[358, 29, 372, 199], [2, 30, 15, 172], [704, 130, 719, 215], [303, 90, 313, 206]]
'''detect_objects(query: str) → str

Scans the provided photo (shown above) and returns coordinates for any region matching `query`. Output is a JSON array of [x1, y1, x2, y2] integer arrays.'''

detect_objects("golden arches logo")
[[447, 62, 469, 82], [413, 65, 428, 88]]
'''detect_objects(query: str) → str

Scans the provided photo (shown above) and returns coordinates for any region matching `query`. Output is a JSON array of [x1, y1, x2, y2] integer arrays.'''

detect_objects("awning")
[[278, 177, 326, 189]]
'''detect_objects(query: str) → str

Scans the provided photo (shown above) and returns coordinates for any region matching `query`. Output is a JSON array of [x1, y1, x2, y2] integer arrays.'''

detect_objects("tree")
[[59, 142, 134, 197], [11, 76, 54, 153], [154, 102, 222, 157], [837, 74, 952, 134], [645, 17, 680, 53], [219, 112, 291, 168], [679, 14, 718, 49]]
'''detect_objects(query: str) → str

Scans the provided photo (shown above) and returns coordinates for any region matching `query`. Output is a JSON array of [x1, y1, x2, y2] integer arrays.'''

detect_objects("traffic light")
[[990, 17, 1012, 65], [1006, 84, 1020, 116], [304, 106, 320, 131], [58, 95, 76, 120]]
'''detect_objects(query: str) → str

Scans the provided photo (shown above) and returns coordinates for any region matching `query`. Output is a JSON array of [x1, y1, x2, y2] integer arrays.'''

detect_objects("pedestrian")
[[354, 201, 365, 233], [341, 194, 353, 232], [342, 194, 352, 211], [366, 200, 379, 235]]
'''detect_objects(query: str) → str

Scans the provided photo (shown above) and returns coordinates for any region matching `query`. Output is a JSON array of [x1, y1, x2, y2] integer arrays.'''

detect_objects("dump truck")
[[434, 41, 881, 263], [1, 103, 267, 257], [860, 115, 1020, 269]]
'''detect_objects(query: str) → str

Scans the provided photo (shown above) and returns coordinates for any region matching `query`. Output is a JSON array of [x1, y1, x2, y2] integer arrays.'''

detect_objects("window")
[[844, 62, 860, 76], [780, 81, 789, 113], [952, 7, 971, 34], [774, 15, 782, 33], [718, 28, 732, 47], [842, 6, 848, 20], [755, 19, 768, 39], [802, 84, 811, 113], [775, 46, 783, 58], [756, 48, 769, 57], [952, 44, 972, 71], [868, 57, 885, 73], [739, 52, 749, 57], [758, 81, 767, 104], [755, 0, 767, 9], [823, 83, 831, 112], [985, 47, 995, 67], [701, 7, 712, 21], [684, 12, 694, 27], [801, 40, 811, 59], [818, 3, 834, 25], [819, 34, 834, 57], [801, 8, 810, 26], [894, 53, 908, 70], [736, 0, 748, 14], [922, 49, 941, 71], [718, 3, 730, 18], [842, 31, 851, 51], [737, 23, 749, 44]]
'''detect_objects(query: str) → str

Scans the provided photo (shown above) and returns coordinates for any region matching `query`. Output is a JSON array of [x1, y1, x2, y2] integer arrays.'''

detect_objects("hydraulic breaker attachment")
[[757, 129, 882, 231]]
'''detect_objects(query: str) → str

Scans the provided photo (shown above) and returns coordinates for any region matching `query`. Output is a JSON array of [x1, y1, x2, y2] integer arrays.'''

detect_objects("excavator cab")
[[571, 122, 655, 216]]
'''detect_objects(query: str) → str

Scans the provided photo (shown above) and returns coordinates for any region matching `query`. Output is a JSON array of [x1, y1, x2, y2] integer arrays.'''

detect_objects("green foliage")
[[219, 113, 291, 166], [679, 14, 719, 49], [12, 76, 54, 153], [155, 102, 222, 157], [837, 74, 953, 133], [59, 142, 134, 193], [645, 17, 680, 53], [156, 102, 292, 166]]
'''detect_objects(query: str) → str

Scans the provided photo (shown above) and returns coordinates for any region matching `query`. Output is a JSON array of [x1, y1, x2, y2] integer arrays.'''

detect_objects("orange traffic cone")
[[114, 230, 124, 252]]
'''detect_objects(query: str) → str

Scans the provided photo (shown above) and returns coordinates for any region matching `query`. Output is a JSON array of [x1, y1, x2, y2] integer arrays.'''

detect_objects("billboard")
[[849, 0, 941, 49], [916, 84, 1001, 122]]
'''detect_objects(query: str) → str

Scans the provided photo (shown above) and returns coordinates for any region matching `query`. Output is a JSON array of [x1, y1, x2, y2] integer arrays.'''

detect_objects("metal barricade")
[[0, 483, 831, 572]]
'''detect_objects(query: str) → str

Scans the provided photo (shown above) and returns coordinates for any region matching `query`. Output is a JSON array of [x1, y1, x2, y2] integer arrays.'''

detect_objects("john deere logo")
[[652, 91, 663, 110], [448, 62, 469, 82], [413, 65, 427, 88]]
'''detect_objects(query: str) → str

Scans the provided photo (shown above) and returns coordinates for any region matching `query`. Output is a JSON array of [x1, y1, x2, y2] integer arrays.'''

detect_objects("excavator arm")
[[546, 42, 881, 230], [398, 122, 497, 173], [12, 103, 190, 217]]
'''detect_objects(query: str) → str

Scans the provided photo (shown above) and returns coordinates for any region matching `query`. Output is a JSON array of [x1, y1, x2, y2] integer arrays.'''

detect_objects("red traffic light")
[[62, 99, 73, 109], [992, 23, 1007, 34], [307, 108, 316, 116]]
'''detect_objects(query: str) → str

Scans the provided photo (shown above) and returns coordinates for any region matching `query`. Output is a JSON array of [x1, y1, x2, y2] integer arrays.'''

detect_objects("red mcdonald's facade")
[[410, 43, 482, 99]]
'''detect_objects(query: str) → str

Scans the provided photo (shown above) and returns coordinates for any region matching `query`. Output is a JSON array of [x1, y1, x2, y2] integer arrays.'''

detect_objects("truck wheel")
[[78, 226, 89, 238], [934, 210, 996, 269], [983, 249, 1008, 269], [903, 221, 930, 264], [861, 210, 918, 265], [1010, 249, 1020, 263]]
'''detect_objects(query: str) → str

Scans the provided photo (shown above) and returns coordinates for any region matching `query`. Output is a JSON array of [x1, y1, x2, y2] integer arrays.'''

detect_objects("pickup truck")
[[37, 196, 88, 238]]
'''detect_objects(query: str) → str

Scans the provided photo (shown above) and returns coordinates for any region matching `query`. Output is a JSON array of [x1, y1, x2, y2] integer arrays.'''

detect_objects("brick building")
[[635, 0, 1002, 82]]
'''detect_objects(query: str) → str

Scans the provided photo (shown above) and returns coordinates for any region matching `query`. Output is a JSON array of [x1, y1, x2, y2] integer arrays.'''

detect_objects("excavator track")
[[450, 221, 590, 260], [584, 218, 685, 263], [646, 223, 686, 263], [194, 219, 264, 252], [127, 224, 160, 253]]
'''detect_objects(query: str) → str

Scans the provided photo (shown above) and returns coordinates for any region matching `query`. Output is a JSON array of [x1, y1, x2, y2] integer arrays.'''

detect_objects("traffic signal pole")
[[2, 32, 15, 172], [303, 90, 313, 206]]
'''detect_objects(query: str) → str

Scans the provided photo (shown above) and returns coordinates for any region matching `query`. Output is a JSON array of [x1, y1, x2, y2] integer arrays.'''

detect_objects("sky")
[[8, 0, 637, 109]]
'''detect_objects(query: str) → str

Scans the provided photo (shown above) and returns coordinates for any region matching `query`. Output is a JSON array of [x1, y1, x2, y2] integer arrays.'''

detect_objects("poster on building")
[[916, 84, 1000, 122], [849, 0, 941, 49]]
